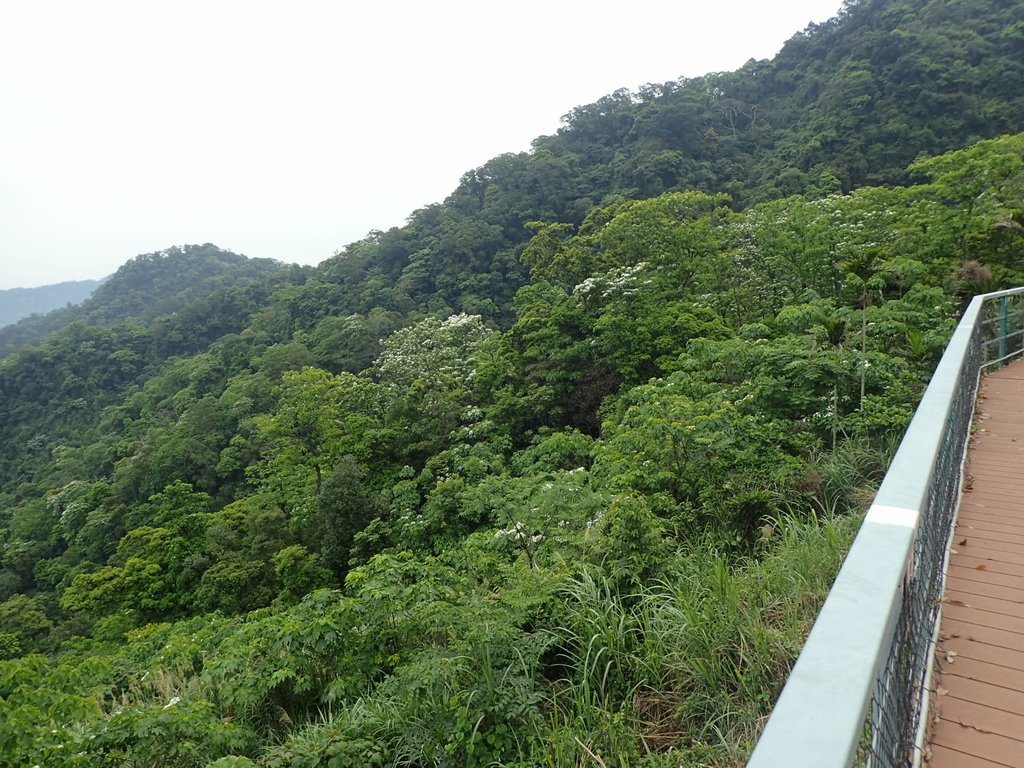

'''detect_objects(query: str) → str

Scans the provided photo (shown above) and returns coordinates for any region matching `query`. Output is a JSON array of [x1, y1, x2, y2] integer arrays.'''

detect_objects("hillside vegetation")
[[1, 0, 1023, 765]]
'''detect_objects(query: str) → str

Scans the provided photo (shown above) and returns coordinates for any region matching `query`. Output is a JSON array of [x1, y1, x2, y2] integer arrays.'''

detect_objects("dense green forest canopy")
[[1, 0, 1023, 764]]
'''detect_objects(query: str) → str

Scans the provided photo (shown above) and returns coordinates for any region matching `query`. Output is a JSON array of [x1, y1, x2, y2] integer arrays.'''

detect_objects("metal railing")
[[747, 287, 1024, 768]]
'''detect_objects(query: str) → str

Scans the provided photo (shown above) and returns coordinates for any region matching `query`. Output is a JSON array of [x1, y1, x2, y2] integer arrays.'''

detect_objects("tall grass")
[[539, 512, 861, 767], [804, 436, 898, 516]]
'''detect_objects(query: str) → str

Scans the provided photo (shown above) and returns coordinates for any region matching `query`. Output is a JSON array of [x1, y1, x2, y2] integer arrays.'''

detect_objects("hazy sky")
[[0, 0, 842, 290]]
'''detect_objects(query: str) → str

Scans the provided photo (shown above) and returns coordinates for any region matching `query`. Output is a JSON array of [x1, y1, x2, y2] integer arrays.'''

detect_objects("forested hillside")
[[0, 279, 104, 329], [1, 0, 1023, 765], [298, 0, 1021, 328]]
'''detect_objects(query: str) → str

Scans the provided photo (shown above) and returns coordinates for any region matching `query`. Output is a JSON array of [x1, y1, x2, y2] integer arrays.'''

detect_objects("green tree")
[[0, 594, 53, 657], [253, 367, 346, 497], [272, 544, 333, 603], [310, 458, 378, 576]]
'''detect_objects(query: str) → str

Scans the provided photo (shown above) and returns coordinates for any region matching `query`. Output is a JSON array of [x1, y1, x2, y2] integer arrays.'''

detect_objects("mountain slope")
[[306, 0, 1023, 328], [0, 278, 105, 328], [0, 244, 289, 358], [0, 245, 293, 491]]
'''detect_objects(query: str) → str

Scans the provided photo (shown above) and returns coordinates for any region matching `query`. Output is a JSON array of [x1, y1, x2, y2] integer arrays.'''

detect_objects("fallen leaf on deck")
[[957, 720, 993, 734]]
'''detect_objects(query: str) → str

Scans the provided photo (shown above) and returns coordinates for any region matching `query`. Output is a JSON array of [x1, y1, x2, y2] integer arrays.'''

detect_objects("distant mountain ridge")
[[0, 278, 106, 328], [0, 244, 289, 357]]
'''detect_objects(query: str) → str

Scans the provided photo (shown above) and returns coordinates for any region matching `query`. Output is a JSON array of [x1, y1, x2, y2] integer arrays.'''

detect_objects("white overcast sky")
[[0, 0, 842, 290]]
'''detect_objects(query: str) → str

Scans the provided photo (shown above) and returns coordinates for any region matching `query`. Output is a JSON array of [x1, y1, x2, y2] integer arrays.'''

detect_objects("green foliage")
[[0, 594, 53, 657], [207, 758, 257, 768], [196, 557, 278, 616], [85, 698, 257, 767], [272, 545, 333, 603], [509, 429, 594, 476], [252, 367, 349, 497], [308, 457, 378, 576], [909, 133, 1024, 266], [592, 495, 672, 591], [593, 376, 799, 546], [1, 7, 1022, 764]]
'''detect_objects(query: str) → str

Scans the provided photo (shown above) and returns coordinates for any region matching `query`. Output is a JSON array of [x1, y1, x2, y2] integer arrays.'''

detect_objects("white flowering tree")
[[372, 313, 493, 463], [373, 313, 491, 394]]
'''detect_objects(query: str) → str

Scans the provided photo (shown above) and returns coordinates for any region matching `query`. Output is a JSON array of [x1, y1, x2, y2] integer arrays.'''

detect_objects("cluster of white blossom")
[[373, 313, 490, 392], [573, 262, 652, 302], [494, 520, 543, 545]]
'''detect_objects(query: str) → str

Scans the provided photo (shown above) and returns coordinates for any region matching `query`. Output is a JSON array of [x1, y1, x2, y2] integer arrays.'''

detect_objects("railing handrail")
[[748, 287, 1024, 768], [970, 285, 1024, 302]]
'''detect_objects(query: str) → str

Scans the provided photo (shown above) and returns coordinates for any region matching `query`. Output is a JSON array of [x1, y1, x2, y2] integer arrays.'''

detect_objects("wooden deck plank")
[[939, 655, 1024, 694], [956, 517, 1024, 535], [941, 618, 1024, 654], [956, 518, 1024, 537], [959, 499, 1024, 515], [943, 578, 1024, 605], [962, 494, 1024, 507], [942, 602, 1024, 637], [958, 510, 1024, 527], [937, 676, 1024, 713], [940, 632, 1024, 670], [950, 550, 1024, 573], [944, 588, 1024, 620], [932, 697, 1024, 747], [952, 527, 1024, 547], [928, 744, 1017, 768], [928, 359, 1024, 768], [947, 564, 1024, 592], [930, 717, 1024, 768]]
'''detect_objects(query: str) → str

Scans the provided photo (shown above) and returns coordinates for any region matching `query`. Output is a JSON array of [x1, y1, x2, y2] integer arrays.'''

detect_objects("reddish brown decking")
[[928, 359, 1024, 768]]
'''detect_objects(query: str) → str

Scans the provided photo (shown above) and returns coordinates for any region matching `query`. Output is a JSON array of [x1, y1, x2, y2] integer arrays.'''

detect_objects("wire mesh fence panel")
[[859, 321, 981, 768]]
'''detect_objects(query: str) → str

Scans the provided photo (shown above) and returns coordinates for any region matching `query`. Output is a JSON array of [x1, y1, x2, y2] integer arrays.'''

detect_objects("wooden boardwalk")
[[928, 359, 1024, 768]]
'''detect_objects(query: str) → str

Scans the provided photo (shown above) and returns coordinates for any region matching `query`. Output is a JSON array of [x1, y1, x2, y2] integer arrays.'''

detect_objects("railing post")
[[999, 296, 1009, 361]]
